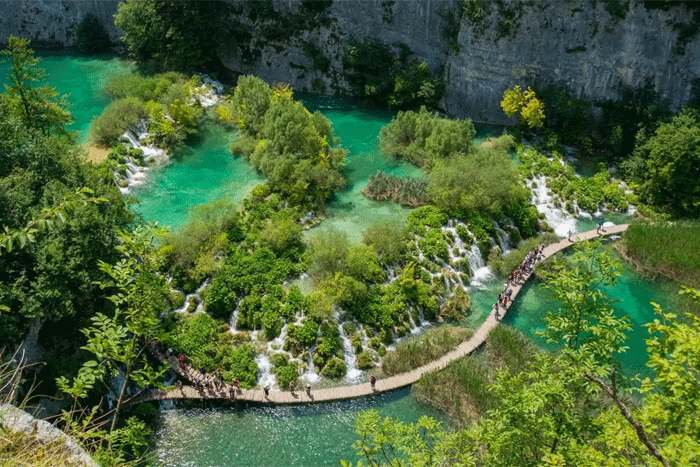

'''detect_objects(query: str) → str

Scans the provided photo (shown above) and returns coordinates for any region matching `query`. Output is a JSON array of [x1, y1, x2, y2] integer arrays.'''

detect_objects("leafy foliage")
[[501, 85, 545, 128], [362, 171, 428, 206], [342, 39, 443, 109], [226, 76, 347, 210], [75, 13, 111, 54], [114, 0, 232, 72], [637, 109, 700, 217]]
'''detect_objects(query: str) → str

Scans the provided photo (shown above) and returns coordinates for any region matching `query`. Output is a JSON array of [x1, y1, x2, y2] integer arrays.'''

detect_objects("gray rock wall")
[[1, 0, 699, 124], [0, 0, 120, 47], [443, 0, 700, 123]]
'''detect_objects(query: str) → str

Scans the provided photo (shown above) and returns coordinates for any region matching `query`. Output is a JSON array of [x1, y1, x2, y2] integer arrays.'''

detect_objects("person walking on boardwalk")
[[597, 218, 605, 234], [370, 375, 377, 389], [306, 384, 311, 396], [263, 385, 270, 397]]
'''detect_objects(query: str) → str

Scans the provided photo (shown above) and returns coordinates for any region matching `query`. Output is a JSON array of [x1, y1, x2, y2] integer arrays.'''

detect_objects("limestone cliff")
[[1, 0, 699, 124], [0, 0, 120, 48], [219, 0, 700, 123]]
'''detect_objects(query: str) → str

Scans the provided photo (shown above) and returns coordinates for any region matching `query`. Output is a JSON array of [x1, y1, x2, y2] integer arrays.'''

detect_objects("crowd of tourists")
[[494, 243, 546, 319], [147, 341, 242, 400]]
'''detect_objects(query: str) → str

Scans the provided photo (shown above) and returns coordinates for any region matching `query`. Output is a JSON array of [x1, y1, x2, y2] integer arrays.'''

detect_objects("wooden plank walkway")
[[127, 224, 629, 407]]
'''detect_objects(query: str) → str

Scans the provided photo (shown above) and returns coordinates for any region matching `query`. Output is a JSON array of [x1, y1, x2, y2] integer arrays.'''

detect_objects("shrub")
[[321, 357, 347, 378], [169, 290, 185, 309], [356, 351, 375, 369], [90, 97, 147, 145], [273, 359, 299, 390]]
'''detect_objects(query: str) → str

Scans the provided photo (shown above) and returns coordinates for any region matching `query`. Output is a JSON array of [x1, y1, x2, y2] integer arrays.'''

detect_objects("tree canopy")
[[501, 85, 546, 128], [638, 109, 700, 217]]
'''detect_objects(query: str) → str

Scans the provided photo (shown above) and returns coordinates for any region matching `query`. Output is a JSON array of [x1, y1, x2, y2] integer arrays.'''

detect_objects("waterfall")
[[268, 323, 289, 352], [228, 297, 243, 333], [173, 279, 209, 315], [336, 313, 363, 384], [529, 175, 577, 237], [255, 354, 276, 389], [300, 342, 321, 384], [467, 244, 494, 289], [493, 221, 512, 254]]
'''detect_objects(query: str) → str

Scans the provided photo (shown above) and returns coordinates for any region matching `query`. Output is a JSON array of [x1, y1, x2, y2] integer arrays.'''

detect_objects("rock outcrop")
[[0, 0, 120, 47], [1, 0, 699, 123], [0, 403, 99, 467]]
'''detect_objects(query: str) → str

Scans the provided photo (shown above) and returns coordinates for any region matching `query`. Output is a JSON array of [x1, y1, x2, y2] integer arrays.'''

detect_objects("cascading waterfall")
[[493, 221, 512, 254], [228, 296, 243, 333], [335, 311, 363, 383], [255, 354, 276, 389], [529, 175, 577, 237], [300, 341, 321, 384], [173, 279, 209, 315]]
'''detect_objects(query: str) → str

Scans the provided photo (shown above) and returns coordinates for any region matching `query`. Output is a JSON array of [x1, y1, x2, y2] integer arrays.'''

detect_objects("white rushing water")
[[529, 175, 578, 238], [255, 354, 276, 390], [300, 341, 321, 384], [335, 311, 363, 384], [173, 279, 209, 315], [228, 296, 243, 333]]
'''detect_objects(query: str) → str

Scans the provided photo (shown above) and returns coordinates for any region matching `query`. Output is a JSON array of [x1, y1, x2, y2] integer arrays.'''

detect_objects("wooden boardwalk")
[[127, 224, 629, 407]]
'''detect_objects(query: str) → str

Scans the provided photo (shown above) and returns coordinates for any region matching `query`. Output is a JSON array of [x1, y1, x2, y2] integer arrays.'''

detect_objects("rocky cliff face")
[[0, 0, 120, 48], [1, 0, 699, 124], [444, 0, 700, 123], [220, 0, 700, 123]]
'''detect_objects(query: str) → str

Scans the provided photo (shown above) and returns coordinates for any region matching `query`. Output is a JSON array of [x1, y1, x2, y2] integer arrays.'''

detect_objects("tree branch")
[[584, 367, 669, 467]]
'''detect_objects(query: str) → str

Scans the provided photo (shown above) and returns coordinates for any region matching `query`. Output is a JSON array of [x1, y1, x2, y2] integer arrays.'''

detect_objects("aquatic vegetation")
[[362, 170, 428, 206], [381, 326, 473, 376]]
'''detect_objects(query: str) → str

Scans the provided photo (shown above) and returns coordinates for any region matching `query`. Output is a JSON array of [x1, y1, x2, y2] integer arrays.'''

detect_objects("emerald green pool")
[[151, 388, 446, 467], [2, 52, 682, 466]]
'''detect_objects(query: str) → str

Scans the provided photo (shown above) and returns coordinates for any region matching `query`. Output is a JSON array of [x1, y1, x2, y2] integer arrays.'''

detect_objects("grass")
[[380, 326, 473, 376], [0, 429, 78, 467], [412, 326, 538, 427], [620, 222, 700, 288]]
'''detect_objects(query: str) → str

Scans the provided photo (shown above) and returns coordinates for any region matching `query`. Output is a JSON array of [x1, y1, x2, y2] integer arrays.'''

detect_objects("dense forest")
[[1, 1, 700, 466]]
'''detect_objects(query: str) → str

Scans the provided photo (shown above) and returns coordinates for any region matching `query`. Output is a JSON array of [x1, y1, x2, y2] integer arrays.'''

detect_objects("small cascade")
[[336, 313, 363, 384], [300, 342, 321, 384], [173, 279, 209, 314], [228, 297, 243, 333], [467, 244, 494, 289], [493, 221, 512, 254], [268, 323, 289, 352], [255, 354, 276, 389], [159, 371, 179, 411], [529, 175, 577, 237], [386, 265, 398, 283]]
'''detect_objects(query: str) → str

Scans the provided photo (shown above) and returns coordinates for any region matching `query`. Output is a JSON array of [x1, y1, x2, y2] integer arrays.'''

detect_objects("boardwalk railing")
[[127, 224, 629, 406]]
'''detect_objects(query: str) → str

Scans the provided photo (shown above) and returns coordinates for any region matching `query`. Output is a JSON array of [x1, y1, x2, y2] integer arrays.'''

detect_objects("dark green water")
[[4, 53, 682, 466]]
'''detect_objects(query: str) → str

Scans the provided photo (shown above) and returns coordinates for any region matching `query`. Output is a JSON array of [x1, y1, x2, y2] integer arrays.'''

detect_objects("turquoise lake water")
[[2, 52, 680, 466]]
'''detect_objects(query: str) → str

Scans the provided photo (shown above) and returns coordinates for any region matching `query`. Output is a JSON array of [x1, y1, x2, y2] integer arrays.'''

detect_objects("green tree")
[[114, 0, 230, 71], [1, 36, 72, 136], [501, 85, 545, 128], [57, 225, 169, 461], [75, 13, 111, 54], [638, 109, 700, 217]]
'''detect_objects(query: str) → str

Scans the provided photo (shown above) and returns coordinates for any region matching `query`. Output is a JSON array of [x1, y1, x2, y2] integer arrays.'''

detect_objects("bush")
[[169, 290, 185, 309], [275, 361, 299, 390], [90, 97, 147, 145], [356, 351, 375, 370], [321, 357, 347, 378]]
